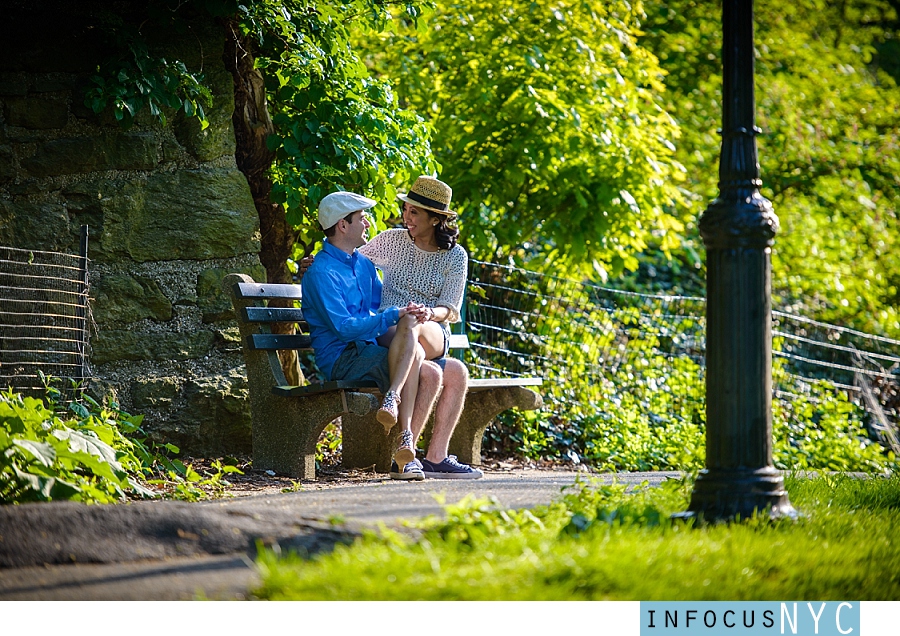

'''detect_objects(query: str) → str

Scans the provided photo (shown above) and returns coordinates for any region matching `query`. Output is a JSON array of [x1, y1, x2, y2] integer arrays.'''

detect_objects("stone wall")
[[0, 2, 262, 455]]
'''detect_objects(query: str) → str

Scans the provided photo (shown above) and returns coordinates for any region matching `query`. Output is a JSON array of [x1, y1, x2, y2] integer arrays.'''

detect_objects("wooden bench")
[[224, 273, 543, 479]]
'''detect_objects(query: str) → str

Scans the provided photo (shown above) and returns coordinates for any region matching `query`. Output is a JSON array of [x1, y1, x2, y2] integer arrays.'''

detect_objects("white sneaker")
[[394, 429, 416, 466], [389, 459, 424, 481]]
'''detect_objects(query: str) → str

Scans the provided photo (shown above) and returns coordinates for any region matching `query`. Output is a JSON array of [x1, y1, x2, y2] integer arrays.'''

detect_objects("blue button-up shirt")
[[301, 239, 401, 379]]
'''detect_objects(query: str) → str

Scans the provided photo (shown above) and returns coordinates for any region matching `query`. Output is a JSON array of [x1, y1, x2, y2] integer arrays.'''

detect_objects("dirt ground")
[[182, 453, 577, 498]]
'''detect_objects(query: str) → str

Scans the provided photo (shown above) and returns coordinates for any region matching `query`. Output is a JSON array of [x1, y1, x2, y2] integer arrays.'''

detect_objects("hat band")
[[407, 190, 450, 212]]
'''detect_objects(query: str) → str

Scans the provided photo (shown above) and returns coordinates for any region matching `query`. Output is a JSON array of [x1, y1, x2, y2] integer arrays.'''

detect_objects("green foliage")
[[84, 7, 212, 129], [220, 0, 437, 255], [359, 0, 687, 276], [80, 0, 436, 257], [472, 269, 894, 473], [637, 0, 900, 337], [247, 0, 436, 251], [498, 368, 894, 474], [772, 377, 894, 473], [254, 474, 900, 600], [0, 388, 149, 504], [315, 420, 342, 468], [0, 385, 242, 504]]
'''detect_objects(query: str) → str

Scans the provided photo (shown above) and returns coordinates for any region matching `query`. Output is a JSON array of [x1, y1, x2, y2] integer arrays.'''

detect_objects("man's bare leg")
[[410, 360, 443, 447]]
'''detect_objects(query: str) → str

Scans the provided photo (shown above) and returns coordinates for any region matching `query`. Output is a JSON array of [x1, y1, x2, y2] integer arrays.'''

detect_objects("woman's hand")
[[296, 255, 314, 280], [405, 302, 431, 323]]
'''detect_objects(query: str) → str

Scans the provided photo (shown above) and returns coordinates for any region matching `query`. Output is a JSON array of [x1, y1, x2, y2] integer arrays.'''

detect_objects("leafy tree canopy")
[[357, 0, 688, 278], [227, 0, 438, 253]]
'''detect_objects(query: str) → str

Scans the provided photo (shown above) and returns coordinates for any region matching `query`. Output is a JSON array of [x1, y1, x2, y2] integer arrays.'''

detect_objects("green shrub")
[[1, 385, 242, 504], [490, 351, 895, 474], [0, 388, 151, 504]]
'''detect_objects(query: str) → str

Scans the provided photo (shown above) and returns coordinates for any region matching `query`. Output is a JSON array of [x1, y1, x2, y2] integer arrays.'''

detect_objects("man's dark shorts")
[[330, 341, 392, 393], [330, 341, 449, 393]]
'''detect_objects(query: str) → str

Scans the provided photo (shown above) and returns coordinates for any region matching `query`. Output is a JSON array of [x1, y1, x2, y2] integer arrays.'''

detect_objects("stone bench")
[[225, 273, 543, 479]]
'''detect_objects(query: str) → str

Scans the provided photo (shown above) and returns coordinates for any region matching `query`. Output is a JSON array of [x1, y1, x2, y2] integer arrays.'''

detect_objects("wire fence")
[[0, 229, 91, 398], [3, 240, 899, 452], [464, 259, 900, 451]]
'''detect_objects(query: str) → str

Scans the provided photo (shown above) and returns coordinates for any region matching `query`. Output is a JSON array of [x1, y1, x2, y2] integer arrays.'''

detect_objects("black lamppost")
[[682, 0, 797, 520]]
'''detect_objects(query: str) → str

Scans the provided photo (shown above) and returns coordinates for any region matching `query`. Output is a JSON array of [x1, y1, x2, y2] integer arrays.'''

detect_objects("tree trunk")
[[223, 19, 302, 386]]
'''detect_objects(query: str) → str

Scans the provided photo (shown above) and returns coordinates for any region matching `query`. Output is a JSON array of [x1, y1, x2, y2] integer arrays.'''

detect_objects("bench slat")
[[273, 380, 379, 397], [234, 282, 302, 300], [448, 334, 469, 349], [467, 377, 543, 390], [271, 377, 541, 397], [248, 333, 312, 350], [242, 306, 305, 323]]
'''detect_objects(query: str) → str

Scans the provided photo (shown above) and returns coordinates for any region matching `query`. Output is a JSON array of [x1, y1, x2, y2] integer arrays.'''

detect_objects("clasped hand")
[[401, 302, 432, 324]]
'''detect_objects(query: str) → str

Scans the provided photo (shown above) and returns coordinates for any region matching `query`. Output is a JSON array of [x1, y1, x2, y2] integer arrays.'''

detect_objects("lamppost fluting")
[[683, 0, 797, 521]]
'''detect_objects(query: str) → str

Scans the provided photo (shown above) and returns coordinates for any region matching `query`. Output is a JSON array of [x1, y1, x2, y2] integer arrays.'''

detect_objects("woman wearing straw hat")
[[359, 175, 481, 479], [360, 176, 466, 361]]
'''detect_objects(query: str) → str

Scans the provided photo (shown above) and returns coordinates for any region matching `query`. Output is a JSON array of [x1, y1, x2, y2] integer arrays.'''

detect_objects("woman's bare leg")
[[380, 321, 446, 360], [376, 315, 420, 434], [386, 314, 420, 395], [394, 343, 424, 465]]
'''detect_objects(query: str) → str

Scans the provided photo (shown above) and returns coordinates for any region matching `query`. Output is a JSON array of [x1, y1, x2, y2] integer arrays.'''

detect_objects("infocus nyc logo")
[[640, 602, 860, 635]]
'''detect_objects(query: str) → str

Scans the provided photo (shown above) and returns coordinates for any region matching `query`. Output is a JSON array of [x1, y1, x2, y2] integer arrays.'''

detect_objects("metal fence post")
[[78, 225, 90, 385]]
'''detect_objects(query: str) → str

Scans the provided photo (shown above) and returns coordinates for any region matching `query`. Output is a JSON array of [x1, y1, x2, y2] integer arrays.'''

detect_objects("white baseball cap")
[[318, 191, 377, 230]]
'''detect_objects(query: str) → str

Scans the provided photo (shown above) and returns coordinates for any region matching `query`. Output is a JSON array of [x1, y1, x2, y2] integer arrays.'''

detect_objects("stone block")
[[4, 96, 68, 129], [6, 181, 43, 196], [0, 146, 15, 183], [173, 65, 236, 162], [131, 376, 181, 410], [0, 199, 72, 251], [184, 371, 252, 455], [32, 73, 77, 93], [0, 73, 28, 96], [92, 273, 173, 325], [214, 326, 243, 353], [197, 264, 266, 323], [22, 133, 159, 177], [68, 168, 259, 263], [91, 329, 215, 364]]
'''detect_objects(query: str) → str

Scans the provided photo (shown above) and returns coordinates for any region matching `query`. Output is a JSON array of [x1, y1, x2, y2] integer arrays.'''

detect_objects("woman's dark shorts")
[[438, 322, 451, 358]]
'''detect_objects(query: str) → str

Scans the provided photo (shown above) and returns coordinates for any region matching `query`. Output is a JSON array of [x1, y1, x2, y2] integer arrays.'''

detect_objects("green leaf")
[[53, 429, 123, 471], [11, 439, 57, 467]]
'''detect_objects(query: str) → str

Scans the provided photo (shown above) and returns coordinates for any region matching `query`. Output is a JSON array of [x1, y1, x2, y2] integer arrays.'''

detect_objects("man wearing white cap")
[[302, 191, 436, 480]]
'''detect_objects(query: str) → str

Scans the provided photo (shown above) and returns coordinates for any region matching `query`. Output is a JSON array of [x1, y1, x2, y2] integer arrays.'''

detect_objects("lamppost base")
[[673, 467, 799, 522]]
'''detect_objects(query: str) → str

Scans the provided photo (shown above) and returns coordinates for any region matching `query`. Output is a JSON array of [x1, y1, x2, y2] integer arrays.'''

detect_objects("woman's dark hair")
[[430, 210, 459, 250]]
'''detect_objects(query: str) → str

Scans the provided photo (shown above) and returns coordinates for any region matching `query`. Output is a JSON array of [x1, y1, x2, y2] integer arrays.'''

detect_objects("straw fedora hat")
[[397, 176, 455, 217]]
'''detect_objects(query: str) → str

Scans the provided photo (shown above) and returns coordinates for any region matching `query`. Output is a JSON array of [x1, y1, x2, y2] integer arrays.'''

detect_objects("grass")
[[253, 473, 900, 600]]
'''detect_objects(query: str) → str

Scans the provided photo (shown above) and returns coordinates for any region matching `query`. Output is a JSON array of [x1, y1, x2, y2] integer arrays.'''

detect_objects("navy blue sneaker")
[[420, 455, 483, 480], [390, 459, 425, 481]]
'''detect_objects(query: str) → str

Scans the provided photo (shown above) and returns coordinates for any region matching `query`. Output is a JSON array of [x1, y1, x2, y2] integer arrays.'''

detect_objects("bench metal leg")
[[253, 391, 377, 479], [446, 387, 543, 465]]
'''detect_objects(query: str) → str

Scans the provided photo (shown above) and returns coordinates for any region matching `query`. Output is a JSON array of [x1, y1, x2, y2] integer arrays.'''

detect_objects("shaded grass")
[[254, 473, 900, 600]]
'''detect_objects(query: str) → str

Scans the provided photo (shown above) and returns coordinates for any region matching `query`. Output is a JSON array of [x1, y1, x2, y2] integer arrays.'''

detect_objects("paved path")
[[0, 470, 679, 600]]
